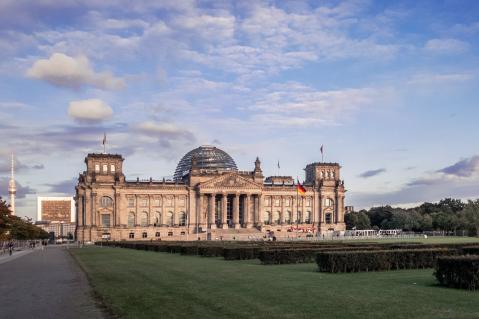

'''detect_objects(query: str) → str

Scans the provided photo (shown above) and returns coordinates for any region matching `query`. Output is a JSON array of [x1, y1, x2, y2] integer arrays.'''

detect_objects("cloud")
[[26, 53, 125, 90], [359, 168, 386, 178], [0, 153, 44, 174], [135, 121, 195, 141], [45, 178, 77, 195], [408, 72, 473, 85], [424, 38, 469, 54], [437, 156, 479, 177], [68, 99, 113, 123]]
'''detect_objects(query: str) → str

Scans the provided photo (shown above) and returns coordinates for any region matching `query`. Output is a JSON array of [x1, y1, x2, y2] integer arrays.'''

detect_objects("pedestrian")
[[8, 241, 14, 256]]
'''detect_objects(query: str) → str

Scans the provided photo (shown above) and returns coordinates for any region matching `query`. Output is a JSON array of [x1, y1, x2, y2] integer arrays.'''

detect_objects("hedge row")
[[316, 248, 456, 273], [258, 246, 389, 265], [435, 255, 479, 290], [462, 246, 479, 255]]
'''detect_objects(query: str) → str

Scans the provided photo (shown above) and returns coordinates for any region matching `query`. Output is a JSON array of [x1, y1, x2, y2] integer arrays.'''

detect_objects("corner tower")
[[305, 162, 346, 232]]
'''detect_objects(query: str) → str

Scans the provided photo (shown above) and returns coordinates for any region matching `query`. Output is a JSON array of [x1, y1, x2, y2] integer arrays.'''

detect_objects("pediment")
[[199, 173, 262, 190]]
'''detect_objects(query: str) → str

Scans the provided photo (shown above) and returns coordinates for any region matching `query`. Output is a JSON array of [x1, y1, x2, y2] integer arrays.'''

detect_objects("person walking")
[[8, 241, 14, 256]]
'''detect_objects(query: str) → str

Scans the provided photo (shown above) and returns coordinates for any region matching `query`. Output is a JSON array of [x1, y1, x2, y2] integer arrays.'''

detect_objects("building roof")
[[173, 145, 238, 181]]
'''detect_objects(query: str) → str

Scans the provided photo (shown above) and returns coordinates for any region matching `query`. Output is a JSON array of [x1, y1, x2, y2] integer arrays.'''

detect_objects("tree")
[[345, 211, 371, 230], [459, 200, 479, 236]]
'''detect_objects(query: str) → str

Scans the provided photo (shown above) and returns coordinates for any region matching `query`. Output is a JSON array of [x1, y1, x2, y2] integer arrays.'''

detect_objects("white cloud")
[[135, 121, 195, 141], [26, 53, 125, 90], [408, 72, 474, 85], [68, 99, 113, 122], [424, 38, 469, 54], [248, 83, 387, 127]]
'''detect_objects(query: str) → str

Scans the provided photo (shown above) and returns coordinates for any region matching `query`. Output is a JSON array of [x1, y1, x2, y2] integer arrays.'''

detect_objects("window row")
[[127, 196, 186, 208], [320, 170, 336, 179], [263, 211, 312, 225], [127, 211, 187, 227], [94, 163, 116, 174], [128, 231, 183, 239], [264, 197, 313, 207]]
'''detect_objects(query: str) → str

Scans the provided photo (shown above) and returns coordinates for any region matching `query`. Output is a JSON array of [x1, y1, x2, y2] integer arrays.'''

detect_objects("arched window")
[[305, 211, 312, 224], [285, 211, 292, 224], [154, 212, 161, 226], [264, 211, 271, 225], [178, 212, 186, 226], [325, 198, 334, 207], [128, 212, 135, 227], [325, 213, 332, 224], [100, 196, 113, 208], [273, 211, 281, 225], [140, 212, 148, 227], [166, 212, 174, 226]]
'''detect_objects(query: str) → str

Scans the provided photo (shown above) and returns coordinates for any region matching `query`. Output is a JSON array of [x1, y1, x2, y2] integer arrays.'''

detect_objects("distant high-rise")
[[8, 153, 16, 215]]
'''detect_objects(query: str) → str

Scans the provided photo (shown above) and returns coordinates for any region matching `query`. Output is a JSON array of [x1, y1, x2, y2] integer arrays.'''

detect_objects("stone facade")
[[75, 150, 346, 242]]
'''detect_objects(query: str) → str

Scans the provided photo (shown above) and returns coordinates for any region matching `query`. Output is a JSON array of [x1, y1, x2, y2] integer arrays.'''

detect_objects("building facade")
[[75, 146, 346, 242], [37, 197, 75, 223]]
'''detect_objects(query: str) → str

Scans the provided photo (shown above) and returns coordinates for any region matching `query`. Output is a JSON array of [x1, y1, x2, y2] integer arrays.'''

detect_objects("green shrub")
[[462, 246, 479, 255], [435, 255, 479, 290], [259, 246, 382, 265], [316, 249, 456, 273], [223, 247, 261, 260]]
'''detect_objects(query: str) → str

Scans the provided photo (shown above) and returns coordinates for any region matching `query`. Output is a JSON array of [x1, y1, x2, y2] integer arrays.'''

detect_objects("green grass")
[[72, 246, 479, 319], [322, 237, 479, 244]]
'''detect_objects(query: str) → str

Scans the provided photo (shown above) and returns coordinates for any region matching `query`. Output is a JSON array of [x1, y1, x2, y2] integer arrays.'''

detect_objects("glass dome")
[[173, 145, 238, 181]]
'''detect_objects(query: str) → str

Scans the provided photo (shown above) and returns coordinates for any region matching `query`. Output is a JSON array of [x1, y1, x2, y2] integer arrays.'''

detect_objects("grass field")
[[72, 244, 479, 319]]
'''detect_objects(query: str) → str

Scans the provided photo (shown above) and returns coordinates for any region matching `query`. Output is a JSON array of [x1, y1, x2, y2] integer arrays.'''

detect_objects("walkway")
[[0, 245, 105, 319]]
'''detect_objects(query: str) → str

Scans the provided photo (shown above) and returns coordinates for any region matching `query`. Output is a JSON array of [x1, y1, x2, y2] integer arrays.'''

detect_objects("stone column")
[[115, 192, 121, 226], [292, 196, 297, 224], [77, 194, 84, 226], [198, 193, 205, 229], [221, 193, 228, 229], [209, 194, 216, 229], [301, 196, 305, 223], [233, 193, 240, 229], [148, 194, 152, 226], [245, 194, 251, 228], [161, 195, 166, 226], [135, 194, 139, 226], [91, 192, 97, 226], [280, 196, 285, 225], [173, 195, 177, 225], [257, 194, 263, 226]]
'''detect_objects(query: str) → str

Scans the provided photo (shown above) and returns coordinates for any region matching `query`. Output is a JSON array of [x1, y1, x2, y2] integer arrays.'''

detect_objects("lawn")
[[72, 246, 479, 319]]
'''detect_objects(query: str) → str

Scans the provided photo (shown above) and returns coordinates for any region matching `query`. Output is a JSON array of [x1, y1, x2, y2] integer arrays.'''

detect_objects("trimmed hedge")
[[259, 246, 383, 265], [435, 255, 479, 290], [316, 248, 456, 272], [462, 246, 479, 255]]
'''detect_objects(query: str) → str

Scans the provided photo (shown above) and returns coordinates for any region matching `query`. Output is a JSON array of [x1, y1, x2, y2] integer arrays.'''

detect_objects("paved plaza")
[[0, 246, 105, 319]]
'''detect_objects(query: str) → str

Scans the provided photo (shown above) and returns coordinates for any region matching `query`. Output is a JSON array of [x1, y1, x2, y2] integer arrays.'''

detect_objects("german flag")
[[297, 181, 306, 195]]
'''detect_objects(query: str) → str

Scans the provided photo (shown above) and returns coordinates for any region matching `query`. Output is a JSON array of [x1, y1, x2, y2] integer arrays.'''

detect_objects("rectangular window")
[[110, 164, 115, 172], [101, 214, 110, 227], [178, 198, 185, 206], [142, 232, 147, 238], [265, 197, 271, 206], [153, 199, 161, 207], [95, 164, 100, 173], [325, 213, 332, 224], [166, 198, 173, 207], [129, 232, 134, 239], [306, 199, 312, 207], [274, 199, 281, 207], [285, 199, 290, 207], [155, 232, 161, 237], [140, 198, 148, 207], [168, 231, 173, 237], [128, 198, 135, 207], [102, 164, 108, 173]]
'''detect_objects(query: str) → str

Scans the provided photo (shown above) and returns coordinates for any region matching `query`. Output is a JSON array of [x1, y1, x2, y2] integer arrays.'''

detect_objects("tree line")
[[0, 197, 49, 240], [345, 198, 479, 236]]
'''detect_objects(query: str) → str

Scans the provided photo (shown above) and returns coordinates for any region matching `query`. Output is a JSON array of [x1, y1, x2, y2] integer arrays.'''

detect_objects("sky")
[[0, 0, 479, 220]]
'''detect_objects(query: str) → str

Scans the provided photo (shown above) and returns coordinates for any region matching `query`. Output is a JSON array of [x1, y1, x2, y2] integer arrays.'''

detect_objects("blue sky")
[[0, 0, 479, 220]]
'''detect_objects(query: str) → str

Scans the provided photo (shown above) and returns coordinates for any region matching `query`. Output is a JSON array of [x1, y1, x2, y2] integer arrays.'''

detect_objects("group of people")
[[1, 240, 49, 256]]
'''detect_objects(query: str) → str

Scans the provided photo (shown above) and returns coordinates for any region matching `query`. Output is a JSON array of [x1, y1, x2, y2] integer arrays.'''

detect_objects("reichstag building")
[[75, 145, 346, 242]]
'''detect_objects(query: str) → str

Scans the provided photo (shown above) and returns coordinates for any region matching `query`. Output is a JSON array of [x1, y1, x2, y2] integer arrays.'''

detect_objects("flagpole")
[[296, 180, 299, 241]]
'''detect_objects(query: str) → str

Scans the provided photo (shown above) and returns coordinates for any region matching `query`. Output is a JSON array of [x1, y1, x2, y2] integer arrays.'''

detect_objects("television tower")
[[8, 153, 16, 215]]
